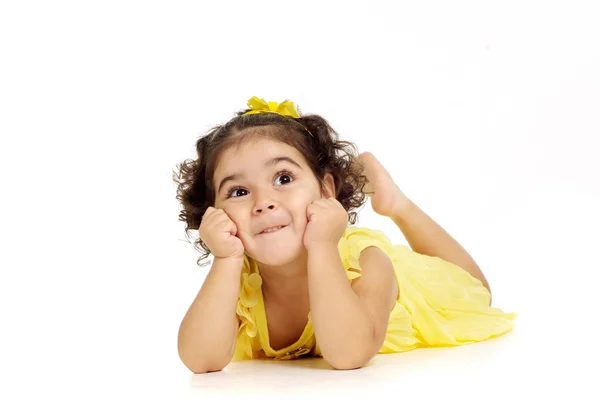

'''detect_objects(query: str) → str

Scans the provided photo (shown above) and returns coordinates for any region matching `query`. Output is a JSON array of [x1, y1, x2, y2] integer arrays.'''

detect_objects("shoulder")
[[342, 226, 392, 241], [340, 226, 392, 250], [351, 246, 397, 297], [338, 226, 398, 299], [338, 226, 397, 263]]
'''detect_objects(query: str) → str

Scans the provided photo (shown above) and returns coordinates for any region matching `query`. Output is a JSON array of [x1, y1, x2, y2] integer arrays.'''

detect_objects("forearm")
[[177, 256, 243, 373], [307, 245, 377, 369], [392, 199, 489, 290]]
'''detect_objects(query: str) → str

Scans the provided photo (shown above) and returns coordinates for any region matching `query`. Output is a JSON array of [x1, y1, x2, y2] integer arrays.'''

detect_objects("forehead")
[[214, 138, 307, 176]]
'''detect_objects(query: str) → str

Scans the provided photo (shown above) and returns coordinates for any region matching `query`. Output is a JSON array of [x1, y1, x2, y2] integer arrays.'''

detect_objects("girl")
[[173, 96, 516, 373]]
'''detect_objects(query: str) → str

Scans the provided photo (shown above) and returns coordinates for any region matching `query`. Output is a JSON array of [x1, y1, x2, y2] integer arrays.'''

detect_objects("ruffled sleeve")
[[337, 227, 398, 281], [232, 256, 262, 361]]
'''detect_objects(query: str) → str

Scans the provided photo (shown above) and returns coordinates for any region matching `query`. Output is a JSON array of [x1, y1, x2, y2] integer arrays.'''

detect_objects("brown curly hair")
[[172, 104, 369, 267]]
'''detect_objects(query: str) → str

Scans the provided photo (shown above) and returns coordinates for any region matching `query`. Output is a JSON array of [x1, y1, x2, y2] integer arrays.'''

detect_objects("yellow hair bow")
[[243, 96, 301, 118]]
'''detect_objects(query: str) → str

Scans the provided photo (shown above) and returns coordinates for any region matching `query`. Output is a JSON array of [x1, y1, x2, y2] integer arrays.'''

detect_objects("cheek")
[[220, 206, 244, 227], [288, 196, 312, 224]]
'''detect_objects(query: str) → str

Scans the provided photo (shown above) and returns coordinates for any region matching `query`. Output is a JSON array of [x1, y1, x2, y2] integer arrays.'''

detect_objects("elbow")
[[323, 344, 377, 371], [178, 334, 235, 374], [178, 346, 233, 374], [328, 360, 367, 371], [325, 353, 372, 370], [182, 357, 231, 374], [322, 326, 383, 370], [189, 364, 227, 374]]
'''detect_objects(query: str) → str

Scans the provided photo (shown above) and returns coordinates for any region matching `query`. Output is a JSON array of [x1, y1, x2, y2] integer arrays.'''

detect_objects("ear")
[[321, 173, 336, 199]]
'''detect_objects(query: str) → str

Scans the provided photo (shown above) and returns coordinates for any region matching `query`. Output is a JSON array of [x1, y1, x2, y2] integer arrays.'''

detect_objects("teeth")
[[262, 226, 284, 234]]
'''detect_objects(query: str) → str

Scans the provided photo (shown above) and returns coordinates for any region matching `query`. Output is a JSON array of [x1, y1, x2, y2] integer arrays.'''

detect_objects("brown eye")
[[227, 187, 247, 198], [275, 171, 294, 186]]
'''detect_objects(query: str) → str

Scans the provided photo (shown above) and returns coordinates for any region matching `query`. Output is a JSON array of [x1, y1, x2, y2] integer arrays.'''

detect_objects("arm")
[[308, 245, 397, 370], [392, 199, 491, 294], [177, 256, 243, 373]]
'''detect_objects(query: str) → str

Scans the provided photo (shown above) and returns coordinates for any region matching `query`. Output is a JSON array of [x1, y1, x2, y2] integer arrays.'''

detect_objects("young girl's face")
[[213, 136, 330, 266]]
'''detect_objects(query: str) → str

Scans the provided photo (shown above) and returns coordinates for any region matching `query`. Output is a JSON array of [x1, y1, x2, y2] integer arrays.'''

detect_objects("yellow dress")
[[233, 226, 517, 361]]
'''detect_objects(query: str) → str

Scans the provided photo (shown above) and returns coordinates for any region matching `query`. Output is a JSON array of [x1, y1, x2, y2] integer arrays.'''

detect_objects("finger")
[[203, 212, 228, 234], [216, 210, 238, 236], [210, 208, 230, 223], [203, 207, 215, 219], [204, 206, 223, 221], [228, 219, 238, 236], [203, 209, 221, 225], [217, 218, 237, 236]]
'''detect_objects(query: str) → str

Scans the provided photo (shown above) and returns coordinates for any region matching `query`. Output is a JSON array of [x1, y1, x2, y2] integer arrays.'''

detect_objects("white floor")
[[3, 182, 597, 400], [1, 1, 599, 399], [187, 187, 600, 400]]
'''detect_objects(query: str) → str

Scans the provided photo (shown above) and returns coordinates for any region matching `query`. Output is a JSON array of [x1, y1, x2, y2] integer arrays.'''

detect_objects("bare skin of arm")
[[177, 256, 243, 373], [308, 245, 397, 370]]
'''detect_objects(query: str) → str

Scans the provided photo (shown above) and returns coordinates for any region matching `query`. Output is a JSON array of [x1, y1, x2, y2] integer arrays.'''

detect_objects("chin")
[[245, 239, 306, 267]]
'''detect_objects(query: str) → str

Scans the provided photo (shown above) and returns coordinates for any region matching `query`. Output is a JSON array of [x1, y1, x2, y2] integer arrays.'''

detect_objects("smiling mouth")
[[259, 225, 287, 234]]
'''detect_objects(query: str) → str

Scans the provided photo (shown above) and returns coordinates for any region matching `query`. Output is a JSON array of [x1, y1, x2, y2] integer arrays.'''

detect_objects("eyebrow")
[[217, 156, 303, 195]]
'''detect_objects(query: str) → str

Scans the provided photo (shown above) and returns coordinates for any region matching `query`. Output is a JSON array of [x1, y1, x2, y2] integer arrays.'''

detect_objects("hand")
[[303, 197, 349, 250], [199, 207, 245, 260]]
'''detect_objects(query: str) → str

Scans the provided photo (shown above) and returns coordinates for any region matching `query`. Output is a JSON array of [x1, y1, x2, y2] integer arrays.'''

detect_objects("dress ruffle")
[[233, 256, 262, 361]]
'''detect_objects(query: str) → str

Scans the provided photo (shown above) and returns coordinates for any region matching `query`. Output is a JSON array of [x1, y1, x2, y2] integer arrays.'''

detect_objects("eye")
[[225, 171, 294, 199], [275, 171, 294, 186], [227, 186, 247, 198]]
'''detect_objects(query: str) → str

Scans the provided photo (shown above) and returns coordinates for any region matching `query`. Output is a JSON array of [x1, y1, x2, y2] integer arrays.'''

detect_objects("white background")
[[1, 0, 599, 399]]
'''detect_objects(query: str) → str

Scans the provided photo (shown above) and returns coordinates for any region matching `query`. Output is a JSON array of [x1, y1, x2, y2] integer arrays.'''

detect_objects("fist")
[[199, 207, 245, 260], [303, 198, 348, 249]]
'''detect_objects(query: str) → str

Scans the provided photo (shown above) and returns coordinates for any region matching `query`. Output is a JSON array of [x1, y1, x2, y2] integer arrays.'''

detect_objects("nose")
[[252, 190, 277, 215], [253, 204, 275, 214]]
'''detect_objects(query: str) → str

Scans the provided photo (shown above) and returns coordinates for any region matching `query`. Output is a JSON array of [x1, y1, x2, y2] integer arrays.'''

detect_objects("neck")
[[257, 252, 309, 299]]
